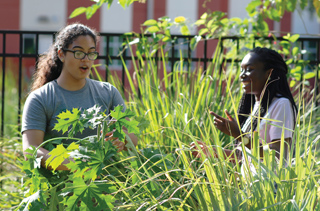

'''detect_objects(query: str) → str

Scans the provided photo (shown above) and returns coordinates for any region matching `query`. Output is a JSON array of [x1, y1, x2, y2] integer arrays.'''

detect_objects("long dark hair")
[[237, 47, 298, 131], [30, 23, 98, 91]]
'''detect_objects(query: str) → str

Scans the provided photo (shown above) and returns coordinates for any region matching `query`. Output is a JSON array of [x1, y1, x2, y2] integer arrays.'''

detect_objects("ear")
[[57, 49, 65, 62]]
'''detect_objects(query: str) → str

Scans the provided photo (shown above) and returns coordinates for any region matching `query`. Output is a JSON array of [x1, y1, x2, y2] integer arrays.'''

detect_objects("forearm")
[[24, 144, 72, 171]]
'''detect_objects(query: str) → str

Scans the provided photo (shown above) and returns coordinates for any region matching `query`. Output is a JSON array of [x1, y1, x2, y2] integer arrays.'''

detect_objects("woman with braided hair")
[[192, 47, 297, 164], [22, 23, 137, 171]]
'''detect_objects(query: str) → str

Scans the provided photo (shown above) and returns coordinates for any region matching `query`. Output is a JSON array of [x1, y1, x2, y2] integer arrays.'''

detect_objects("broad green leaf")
[[147, 26, 160, 33], [270, 8, 281, 21], [54, 108, 81, 134], [289, 34, 300, 43], [190, 36, 201, 51], [246, 0, 262, 15], [46, 142, 79, 171], [195, 19, 206, 25], [286, 59, 293, 65], [207, 19, 214, 28], [162, 36, 171, 42], [230, 17, 242, 24], [290, 80, 296, 87], [292, 46, 299, 56], [69, 7, 87, 18], [119, 0, 127, 8], [199, 28, 208, 36], [143, 19, 157, 26], [63, 178, 116, 211], [304, 72, 316, 79], [286, 0, 297, 12], [180, 25, 190, 35], [200, 12, 208, 20]]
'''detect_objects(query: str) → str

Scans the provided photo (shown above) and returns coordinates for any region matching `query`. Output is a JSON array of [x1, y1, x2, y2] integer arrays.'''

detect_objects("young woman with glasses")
[[22, 23, 137, 170]]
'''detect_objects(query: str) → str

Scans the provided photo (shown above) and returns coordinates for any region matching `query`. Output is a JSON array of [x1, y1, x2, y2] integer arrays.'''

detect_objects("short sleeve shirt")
[[21, 78, 126, 140]]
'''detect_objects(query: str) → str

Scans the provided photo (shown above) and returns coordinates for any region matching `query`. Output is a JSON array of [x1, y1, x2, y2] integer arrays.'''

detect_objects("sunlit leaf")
[[54, 108, 81, 135], [180, 25, 190, 35], [304, 72, 316, 79], [292, 46, 299, 56], [46, 142, 79, 171], [143, 19, 157, 26], [147, 26, 160, 33], [69, 7, 87, 18], [289, 34, 300, 43]]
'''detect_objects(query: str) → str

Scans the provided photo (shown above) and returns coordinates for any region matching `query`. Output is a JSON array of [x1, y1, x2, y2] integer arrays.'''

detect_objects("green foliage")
[[16, 105, 146, 210], [69, 0, 140, 19]]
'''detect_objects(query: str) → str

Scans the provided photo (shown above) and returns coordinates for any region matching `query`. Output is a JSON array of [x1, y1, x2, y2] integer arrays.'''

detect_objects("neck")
[[57, 74, 87, 91], [255, 94, 260, 102]]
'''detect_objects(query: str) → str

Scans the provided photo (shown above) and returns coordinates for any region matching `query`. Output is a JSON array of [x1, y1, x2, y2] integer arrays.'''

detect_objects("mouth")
[[80, 66, 90, 72], [241, 81, 251, 88]]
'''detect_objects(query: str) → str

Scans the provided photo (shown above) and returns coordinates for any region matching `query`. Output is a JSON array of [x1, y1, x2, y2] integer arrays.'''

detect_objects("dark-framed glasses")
[[63, 49, 99, 60]]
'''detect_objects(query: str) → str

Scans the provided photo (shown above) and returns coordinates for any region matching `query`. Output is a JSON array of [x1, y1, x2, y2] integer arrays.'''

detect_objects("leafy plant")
[[17, 105, 146, 210]]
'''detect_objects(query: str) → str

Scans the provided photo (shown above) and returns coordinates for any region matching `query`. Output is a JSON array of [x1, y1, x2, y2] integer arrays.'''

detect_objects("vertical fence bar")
[[203, 39, 207, 71], [1, 33, 5, 138], [0, 32, 6, 188], [316, 40, 319, 106], [187, 37, 191, 72], [18, 33, 23, 132], [105, 35, 110, 82], [171, 41, 175, 73]]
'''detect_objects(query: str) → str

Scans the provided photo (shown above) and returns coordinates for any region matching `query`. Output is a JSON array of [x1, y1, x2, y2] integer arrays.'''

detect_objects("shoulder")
[[87, 79, 120, 93], [269, 97, 292, 109], [26, 81, 57, 101]]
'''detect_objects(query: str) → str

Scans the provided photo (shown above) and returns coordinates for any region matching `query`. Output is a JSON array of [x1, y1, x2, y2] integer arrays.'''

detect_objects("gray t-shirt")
[[21, 78, 126, 140]]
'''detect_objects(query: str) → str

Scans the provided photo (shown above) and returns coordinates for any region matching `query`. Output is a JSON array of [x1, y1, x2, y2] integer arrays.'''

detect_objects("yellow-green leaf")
[[147, 26, 160, 33], [143, 19, 157, 26], [304, 72, 316, 79], [69, 7, 87, 18]]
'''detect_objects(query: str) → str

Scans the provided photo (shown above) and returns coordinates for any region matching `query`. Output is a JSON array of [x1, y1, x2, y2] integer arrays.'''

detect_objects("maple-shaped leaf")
[[54, 108, 81, 135], [46, 142, 79, 171], [110, 105, 135, 120], [63, 178, 116, 211], [109, 105, 140, 141], [135, 116, 150, 133]]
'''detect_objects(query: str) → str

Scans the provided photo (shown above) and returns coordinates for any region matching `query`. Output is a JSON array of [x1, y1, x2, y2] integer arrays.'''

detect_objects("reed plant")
[[102, 38, 320, 210], [1, 36, 319, 210]]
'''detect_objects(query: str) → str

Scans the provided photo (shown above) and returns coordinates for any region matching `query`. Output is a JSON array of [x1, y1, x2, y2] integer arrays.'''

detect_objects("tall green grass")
[[103, 39, 320, 210], [1, 37, 319, 210]]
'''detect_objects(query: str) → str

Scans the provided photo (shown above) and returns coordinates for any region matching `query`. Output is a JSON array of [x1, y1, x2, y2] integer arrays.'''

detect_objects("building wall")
[[101, 3, 133, 33], [167, 0, 198, 34], [20, 0, 66, 31]]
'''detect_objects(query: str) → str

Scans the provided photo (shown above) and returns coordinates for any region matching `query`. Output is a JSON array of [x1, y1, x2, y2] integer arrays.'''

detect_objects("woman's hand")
[[210, 109, 241, 138], [104, 131, 127, 152], [191, 141, 217, 158]]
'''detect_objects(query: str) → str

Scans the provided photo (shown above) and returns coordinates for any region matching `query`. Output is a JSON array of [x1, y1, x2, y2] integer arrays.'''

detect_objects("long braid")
[[238, 47, 298, 133]]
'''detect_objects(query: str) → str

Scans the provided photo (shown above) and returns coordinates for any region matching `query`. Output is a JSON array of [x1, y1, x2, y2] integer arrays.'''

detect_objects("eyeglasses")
[[63, 49, 99, 60]]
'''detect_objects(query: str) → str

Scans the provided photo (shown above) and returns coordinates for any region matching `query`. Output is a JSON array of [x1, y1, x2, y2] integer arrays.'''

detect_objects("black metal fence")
[[0, 30, 319, 138]]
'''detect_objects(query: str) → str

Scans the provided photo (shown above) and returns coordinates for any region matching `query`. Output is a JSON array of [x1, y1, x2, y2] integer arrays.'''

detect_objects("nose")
[[240, 70, 245, 79], [81, 55, 90, 61]]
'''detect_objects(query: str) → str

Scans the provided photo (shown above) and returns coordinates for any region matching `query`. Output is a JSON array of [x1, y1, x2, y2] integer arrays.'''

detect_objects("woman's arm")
[[23, 129, 72, 171]]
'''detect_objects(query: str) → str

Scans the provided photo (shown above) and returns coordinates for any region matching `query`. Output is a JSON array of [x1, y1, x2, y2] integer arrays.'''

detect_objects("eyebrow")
[[241, 63, 254, 67], [72, 46, 96, 50]]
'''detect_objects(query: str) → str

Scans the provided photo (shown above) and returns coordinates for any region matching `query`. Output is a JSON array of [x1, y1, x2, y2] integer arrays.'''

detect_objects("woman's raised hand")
[[210, 109, 241, 138]]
